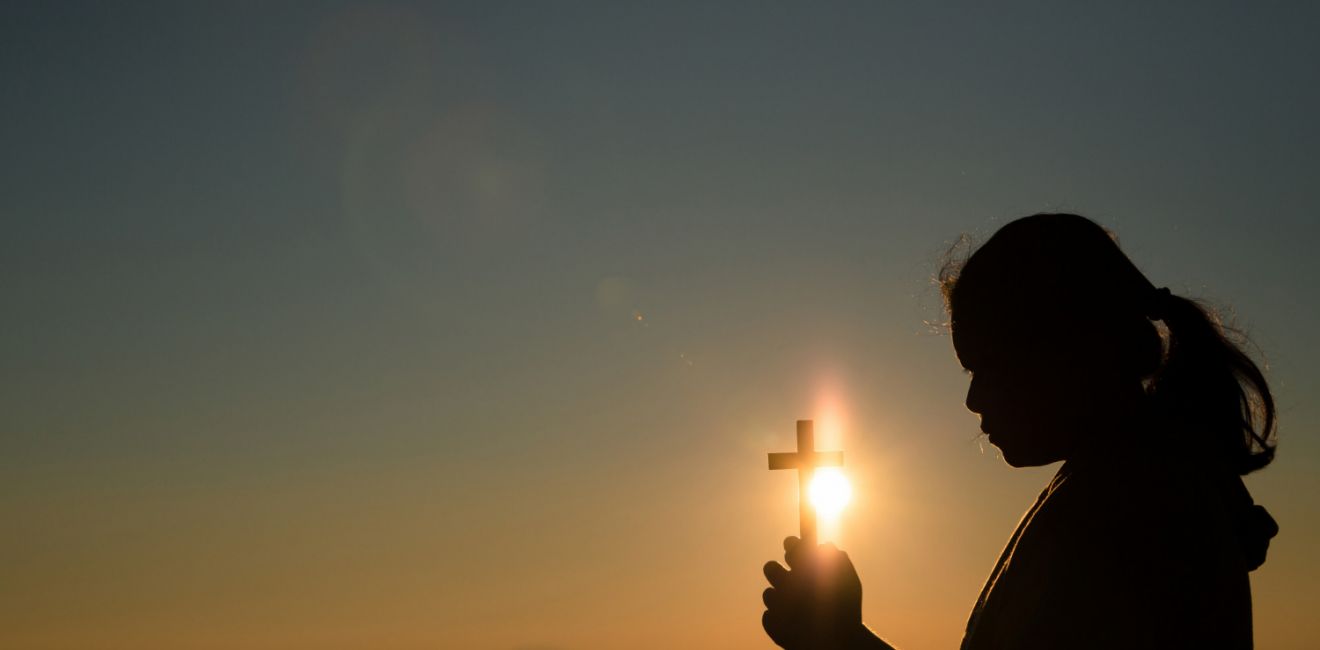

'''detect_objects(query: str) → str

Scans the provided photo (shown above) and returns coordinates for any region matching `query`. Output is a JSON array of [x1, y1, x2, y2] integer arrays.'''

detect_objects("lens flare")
[[809, 468, 852, 518]]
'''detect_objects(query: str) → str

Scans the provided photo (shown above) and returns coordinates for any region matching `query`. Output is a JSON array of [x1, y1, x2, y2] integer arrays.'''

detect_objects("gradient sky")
[[3, 2, 1318, 649]]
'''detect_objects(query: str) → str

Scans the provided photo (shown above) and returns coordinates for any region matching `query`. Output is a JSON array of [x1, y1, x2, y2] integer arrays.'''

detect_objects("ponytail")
[[1149, 291, 1276, 475]]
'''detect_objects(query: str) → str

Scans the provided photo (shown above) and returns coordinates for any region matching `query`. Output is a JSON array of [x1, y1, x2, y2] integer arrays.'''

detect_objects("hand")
[[762, 536, 867, 649]]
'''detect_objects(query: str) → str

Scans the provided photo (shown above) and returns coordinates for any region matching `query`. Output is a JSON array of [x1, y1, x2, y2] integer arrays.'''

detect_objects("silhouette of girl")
[[761, 214, 1279, 649]]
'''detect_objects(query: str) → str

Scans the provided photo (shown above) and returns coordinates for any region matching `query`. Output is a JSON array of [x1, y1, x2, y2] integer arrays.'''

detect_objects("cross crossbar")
[[767, 450, 844, 470]]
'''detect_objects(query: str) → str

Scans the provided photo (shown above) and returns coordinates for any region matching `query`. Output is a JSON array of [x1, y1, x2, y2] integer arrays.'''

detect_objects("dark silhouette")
[[761, 214, 1280, 649]]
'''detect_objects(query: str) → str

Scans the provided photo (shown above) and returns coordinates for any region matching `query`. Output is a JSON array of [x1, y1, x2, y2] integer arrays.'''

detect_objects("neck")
[[1065, 387, 1155, 465]]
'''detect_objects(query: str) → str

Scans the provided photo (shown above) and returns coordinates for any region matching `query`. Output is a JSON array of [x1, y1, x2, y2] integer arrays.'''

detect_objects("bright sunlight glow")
[[809, 468, 852, 518]]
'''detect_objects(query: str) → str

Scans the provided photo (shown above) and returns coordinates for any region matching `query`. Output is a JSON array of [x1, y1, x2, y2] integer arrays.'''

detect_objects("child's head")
[[941, 213, 1275, 472]]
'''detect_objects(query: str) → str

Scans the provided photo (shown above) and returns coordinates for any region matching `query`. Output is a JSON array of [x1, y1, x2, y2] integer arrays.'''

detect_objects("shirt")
[[960, 451, 1272, 649]]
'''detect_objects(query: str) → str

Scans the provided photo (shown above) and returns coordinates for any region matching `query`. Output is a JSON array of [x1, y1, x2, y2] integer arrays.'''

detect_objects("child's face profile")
[[952, 318, 1099, 467]]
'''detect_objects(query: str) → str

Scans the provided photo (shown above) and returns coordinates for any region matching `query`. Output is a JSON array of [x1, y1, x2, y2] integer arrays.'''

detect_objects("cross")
[[768, 419, 844, 546]]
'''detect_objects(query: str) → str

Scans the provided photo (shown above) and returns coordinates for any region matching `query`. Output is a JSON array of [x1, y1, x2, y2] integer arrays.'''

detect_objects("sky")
[[2, 2, 1319, 648]]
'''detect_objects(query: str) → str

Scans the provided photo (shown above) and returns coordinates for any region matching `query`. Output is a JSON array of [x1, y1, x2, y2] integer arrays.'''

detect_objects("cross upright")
[[768, 419, 844, 546]]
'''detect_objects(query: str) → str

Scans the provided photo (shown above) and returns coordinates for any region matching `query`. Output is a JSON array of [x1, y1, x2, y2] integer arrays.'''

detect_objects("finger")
[[784, 536, 810, 570], [762, 586, 781, 609], [822, 543, 856, 569], [837, 548, 856, 571], [763, 561, 789, 587], [762, 609, 790, 648]]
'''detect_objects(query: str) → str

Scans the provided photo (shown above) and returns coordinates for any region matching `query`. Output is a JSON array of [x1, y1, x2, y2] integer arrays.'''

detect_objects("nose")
[[965, 372, 986, 416]]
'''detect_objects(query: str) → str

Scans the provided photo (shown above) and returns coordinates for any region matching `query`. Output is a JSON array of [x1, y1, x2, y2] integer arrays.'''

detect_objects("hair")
[[938, 213, 1276, 475]]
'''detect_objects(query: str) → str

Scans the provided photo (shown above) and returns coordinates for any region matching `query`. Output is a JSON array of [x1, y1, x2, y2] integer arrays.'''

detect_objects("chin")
[[991, 439, 1061, 468], [1001, 452, 1048, 468]]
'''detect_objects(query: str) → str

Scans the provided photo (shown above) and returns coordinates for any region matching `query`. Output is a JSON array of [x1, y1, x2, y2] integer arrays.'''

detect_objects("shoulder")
[[1050, 449, 1237, 535], [1026, 451, 1251, 604], [1010, 456, 1252, 647]]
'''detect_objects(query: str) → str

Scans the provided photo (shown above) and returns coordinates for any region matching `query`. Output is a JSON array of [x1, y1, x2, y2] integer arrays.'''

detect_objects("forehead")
[[948, 260, 1076, 369], [950, 309, 1054, 371]]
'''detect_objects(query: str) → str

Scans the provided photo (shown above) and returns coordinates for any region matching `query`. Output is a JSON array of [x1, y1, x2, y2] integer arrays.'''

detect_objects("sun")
[[809, 468, 852, 518]]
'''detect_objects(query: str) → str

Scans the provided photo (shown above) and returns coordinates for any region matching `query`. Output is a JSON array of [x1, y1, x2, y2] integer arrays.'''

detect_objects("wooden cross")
[[768, 419, 844, 546]]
